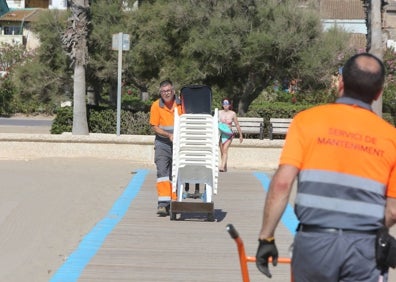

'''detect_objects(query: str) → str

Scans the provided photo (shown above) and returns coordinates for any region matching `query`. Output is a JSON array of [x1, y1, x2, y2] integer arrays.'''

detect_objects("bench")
[[269, 118, 293, 140], [232, 117, 264, 140]]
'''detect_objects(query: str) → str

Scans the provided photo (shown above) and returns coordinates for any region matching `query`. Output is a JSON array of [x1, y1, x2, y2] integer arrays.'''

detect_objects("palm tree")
[[62, 0, 89, 134]]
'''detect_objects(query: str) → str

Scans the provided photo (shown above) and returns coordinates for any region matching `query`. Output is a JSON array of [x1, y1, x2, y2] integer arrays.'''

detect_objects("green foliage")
[[51, 106, 73, 134], [249, 101, 312, 119], [7, 0, 355, 118], [32, 10, 69, 69], [383, 82, 396, 110], [11, 99, 57, 115], [121, 94, 151, 112], [86, 0, 131, 104], [381, 49, 396, 124], [297, 27, 354, 90], [88, 108, 117, 133], [51, 106, 151, 135], [124, 0, 351, 114], [11, 10, 72, 114], [121, 111, 151, 135], [0, 42, 32, 115], [12, 57, 70, 106], [0, 77, 15, 116], [294, 90, 337, 105], [383, 112, 395, 126], [88, 106, 151, 134], [0, 42, 27, 72], [254, 83, 336, 105]]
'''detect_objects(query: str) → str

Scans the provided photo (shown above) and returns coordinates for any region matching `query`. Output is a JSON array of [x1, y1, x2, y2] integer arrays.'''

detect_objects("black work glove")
[[256, 238, 279, 278]]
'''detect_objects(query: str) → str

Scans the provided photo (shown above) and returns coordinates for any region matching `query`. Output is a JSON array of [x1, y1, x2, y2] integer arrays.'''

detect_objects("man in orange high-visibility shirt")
[[256, 53, 396, 281], [150, 80, 182, 216]]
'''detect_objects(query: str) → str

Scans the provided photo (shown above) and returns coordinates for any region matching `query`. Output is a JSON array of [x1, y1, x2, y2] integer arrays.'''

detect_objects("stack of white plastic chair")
[[172, 108, 219, 203]]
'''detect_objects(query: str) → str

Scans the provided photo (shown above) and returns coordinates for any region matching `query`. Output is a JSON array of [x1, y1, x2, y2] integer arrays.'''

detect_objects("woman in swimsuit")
[[218, 98, 243, 172]]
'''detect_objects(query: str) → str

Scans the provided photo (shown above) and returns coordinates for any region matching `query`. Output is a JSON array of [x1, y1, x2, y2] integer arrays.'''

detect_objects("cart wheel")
[[207, 212, 215, 222], [170, 212, 177, 221]]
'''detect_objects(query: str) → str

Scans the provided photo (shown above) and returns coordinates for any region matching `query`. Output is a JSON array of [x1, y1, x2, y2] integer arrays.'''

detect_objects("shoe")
[[157, 206, 168, 216]]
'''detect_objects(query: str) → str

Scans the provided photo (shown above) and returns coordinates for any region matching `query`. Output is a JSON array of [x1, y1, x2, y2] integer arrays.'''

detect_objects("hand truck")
[[226, 224, 293, 282]]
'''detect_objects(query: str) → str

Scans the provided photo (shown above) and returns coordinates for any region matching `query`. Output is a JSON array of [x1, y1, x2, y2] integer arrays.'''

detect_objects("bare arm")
[[385, 197, 396, 228], [151, 125, 173, 142], [258, 164, 299, 240], [232, 113, 243, 142]]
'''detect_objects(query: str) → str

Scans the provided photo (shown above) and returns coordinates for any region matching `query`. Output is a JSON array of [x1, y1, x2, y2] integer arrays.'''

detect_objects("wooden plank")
[[238, 122, 262, 127], [238, 117, 263, 122], [271, 123, 290, 127], [239, 128, 261, 134], [269, 118, 292, 139], [231, 117, 264, 139], [270, 118, 293, 123], [272, 129, 289, 135]]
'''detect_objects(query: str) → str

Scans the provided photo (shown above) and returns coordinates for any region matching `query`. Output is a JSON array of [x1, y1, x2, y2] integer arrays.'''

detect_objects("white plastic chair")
[[172, 109, 219, 204]]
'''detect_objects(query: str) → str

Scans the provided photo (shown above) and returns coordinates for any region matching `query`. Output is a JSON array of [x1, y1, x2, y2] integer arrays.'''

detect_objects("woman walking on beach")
[[218, 98, 243, 172]]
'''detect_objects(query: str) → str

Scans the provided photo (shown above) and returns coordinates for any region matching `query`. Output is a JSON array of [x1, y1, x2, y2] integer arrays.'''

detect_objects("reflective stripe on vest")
[[159, 125, 174, 134], [295, 169, 386, 230]]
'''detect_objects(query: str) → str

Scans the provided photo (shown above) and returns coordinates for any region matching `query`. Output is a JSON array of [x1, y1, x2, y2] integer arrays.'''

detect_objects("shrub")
[[383, 113, 395, 126], [0, 78, 15, 116], [51, 106, 151, 135], [51, 107, 72, 134]]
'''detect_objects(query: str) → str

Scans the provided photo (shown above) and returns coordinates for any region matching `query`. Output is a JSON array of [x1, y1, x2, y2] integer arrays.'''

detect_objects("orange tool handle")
[[245, 256, 291, 263], [226, 224, 293, 282]]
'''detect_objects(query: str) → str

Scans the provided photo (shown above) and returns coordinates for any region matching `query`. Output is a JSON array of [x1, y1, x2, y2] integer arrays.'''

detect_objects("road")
[[0, 116, 53, 134], [0, 117, 53, 126]]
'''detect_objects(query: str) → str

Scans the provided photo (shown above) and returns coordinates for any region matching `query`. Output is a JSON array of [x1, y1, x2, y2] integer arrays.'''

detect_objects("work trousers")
[[154, 140, 176, 207], [292, 231, 387, 282]]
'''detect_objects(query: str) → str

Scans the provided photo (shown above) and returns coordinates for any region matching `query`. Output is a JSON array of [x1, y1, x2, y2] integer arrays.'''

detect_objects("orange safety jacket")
[[150, 97, 182, 203], [280, 97, 396, 230], [150, 97, 182, 143]]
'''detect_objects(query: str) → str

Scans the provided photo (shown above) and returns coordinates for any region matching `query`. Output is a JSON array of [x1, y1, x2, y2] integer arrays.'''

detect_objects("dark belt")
[[298, 224, 378, 235]]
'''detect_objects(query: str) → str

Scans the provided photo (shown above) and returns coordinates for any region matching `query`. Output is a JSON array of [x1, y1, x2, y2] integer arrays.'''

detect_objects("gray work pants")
[[292, 231, 387, 282], [154, 140, 173, 180]]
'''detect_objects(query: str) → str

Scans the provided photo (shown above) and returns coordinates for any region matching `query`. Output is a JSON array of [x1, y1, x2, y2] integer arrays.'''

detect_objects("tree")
[[11, 0, 131, 115], [87, 0, 128, 105], [0, 78, 15, 115], [11, 10, 72, 110], [9, 0, 353, 118], [124, 0, 352, 114], [62, 0, 90, 135], [0, 42, 26, 73], [0, 42, 28, 115]]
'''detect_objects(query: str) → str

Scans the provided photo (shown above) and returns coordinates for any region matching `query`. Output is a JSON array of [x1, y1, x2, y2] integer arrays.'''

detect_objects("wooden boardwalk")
[[78, 169, 294, 282]]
